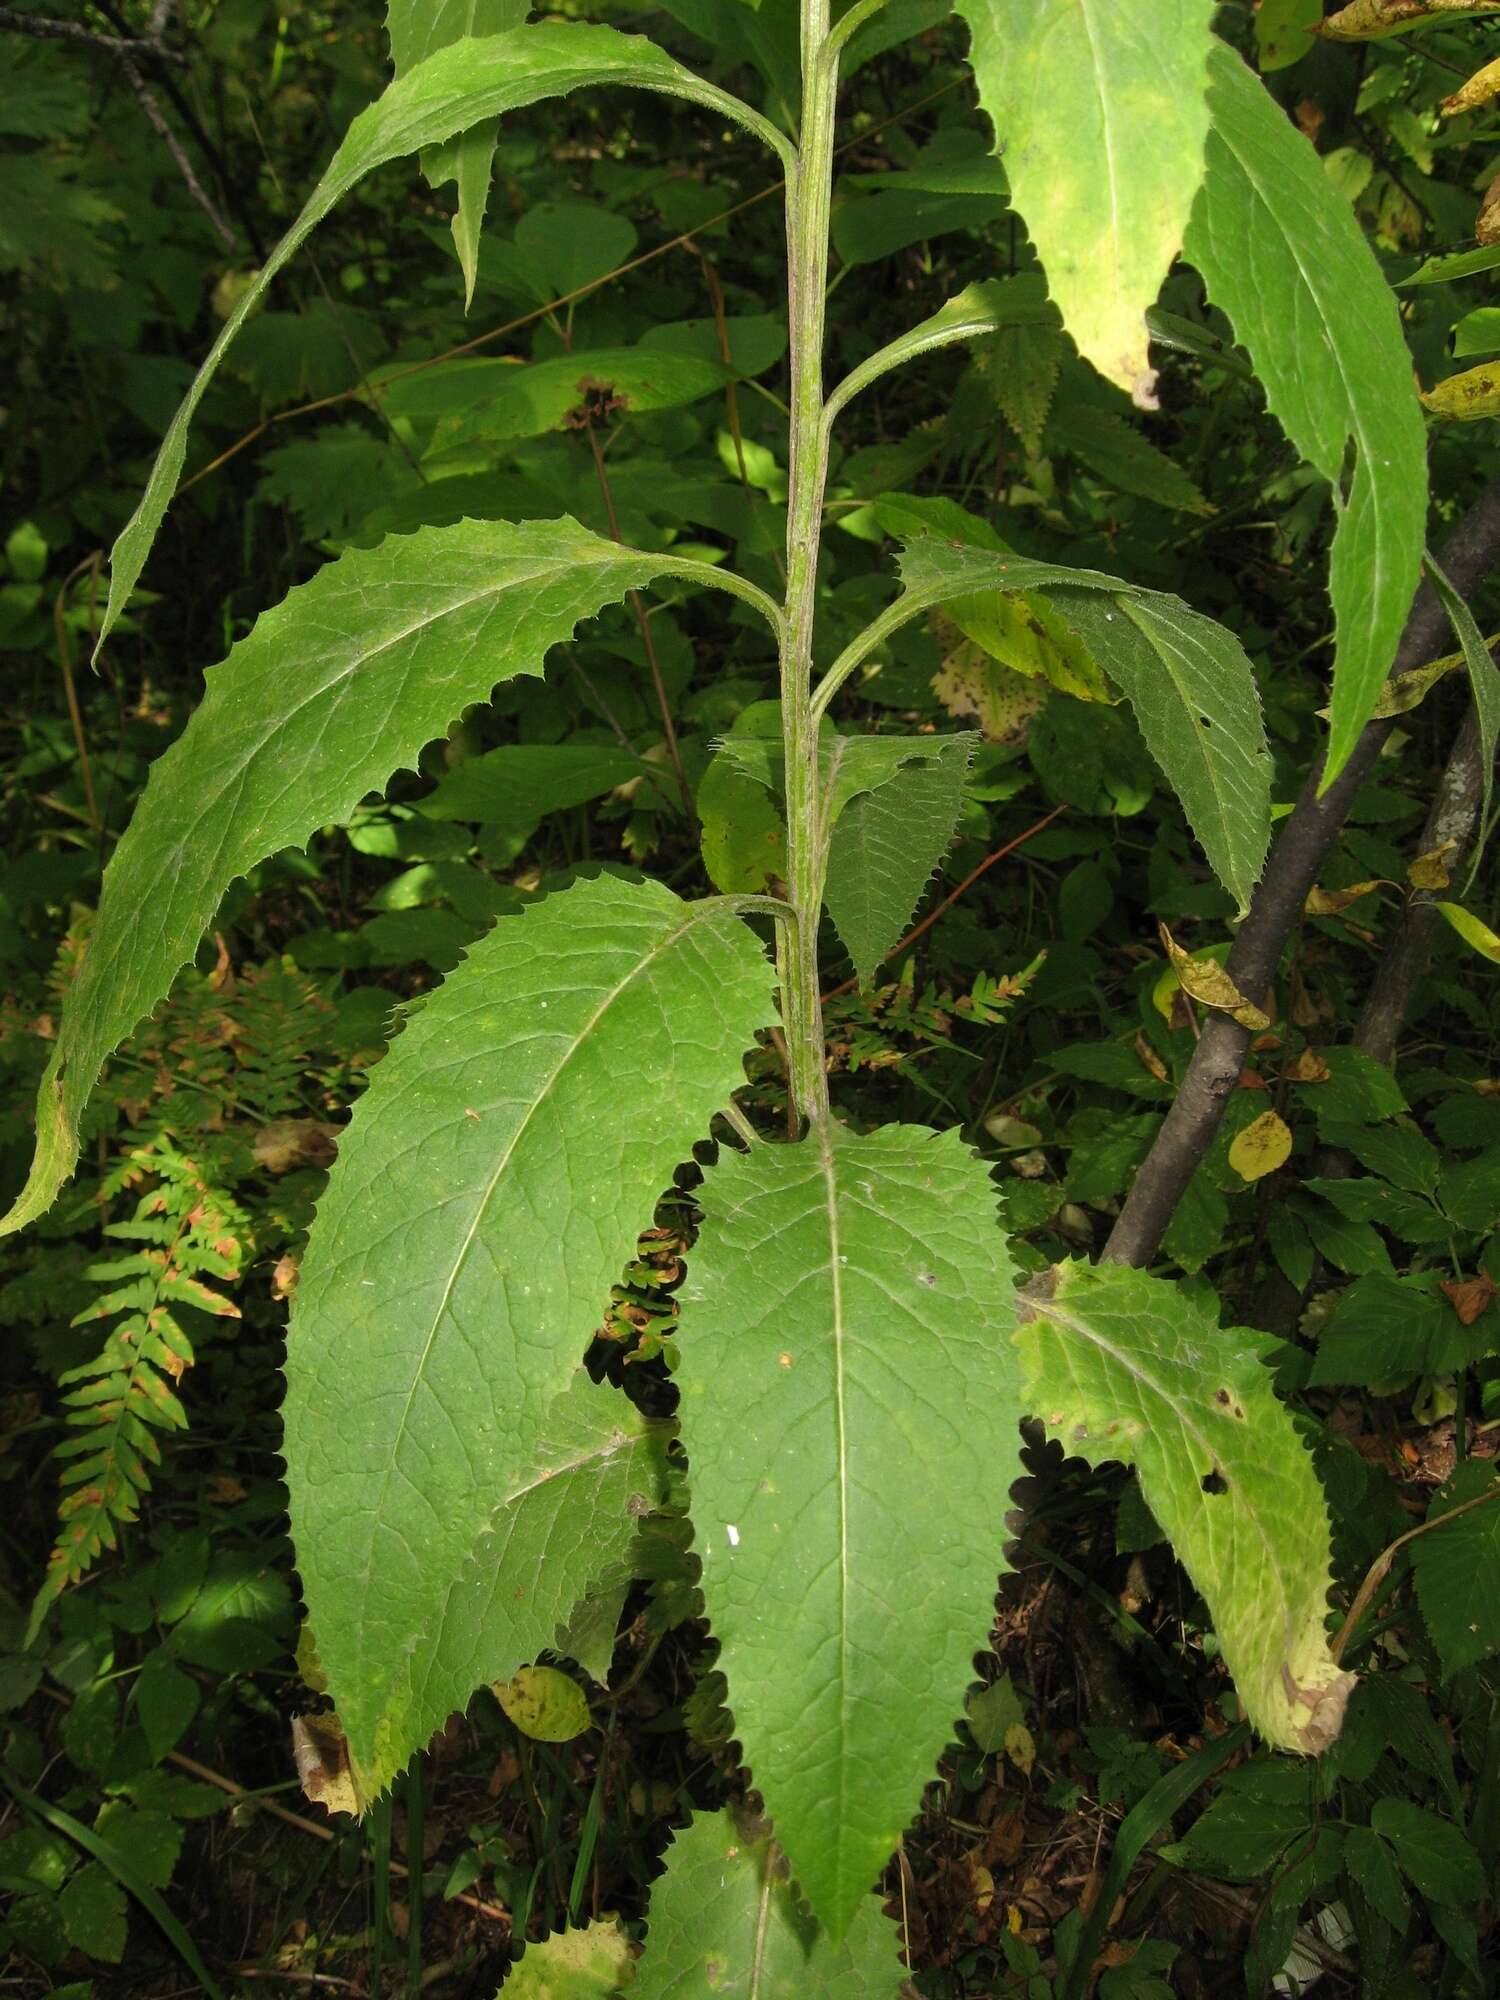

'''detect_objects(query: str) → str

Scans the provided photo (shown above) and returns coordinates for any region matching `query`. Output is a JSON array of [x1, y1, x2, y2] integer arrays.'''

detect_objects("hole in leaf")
[[1201, 1470, 1227, 1496]]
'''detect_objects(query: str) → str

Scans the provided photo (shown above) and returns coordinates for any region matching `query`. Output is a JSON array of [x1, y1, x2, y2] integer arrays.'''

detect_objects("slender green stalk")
[[778, 0, 840, 1129]]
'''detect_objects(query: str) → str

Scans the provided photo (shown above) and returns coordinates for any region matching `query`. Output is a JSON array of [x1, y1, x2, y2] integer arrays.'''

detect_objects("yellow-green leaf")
[[1436, 902, 1500, 962], [1421, 363, 1500, 421], [1228, 1109, 1294, 1182], [494, 1665, 592, 1741]]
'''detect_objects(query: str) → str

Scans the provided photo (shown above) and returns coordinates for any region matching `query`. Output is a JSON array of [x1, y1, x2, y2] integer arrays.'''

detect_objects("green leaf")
[[1016, 1261, 1354, 1754], [825, 738, 973, 982], [376, 347, 734, 464], [1046, 405, 1212, 515], [504, 1917, 637, 1996], [679, 1125, 1023, 1936], [1342, 1825, 1410, 1933], [1183, 41, 1427, 785], [1410, 1462, 1500, 1681], [6, 516, 774, 1239], [825, 276, 1060, 426], [632, 1809, 907, 1996], [385, 0, 530, 309], [133, 1652, 199, 1763], [1369, 1798, 1486, 1905], [875, 537, 1270, 913], [97, 21, 791, 648], [419, 744, 653, 825], [954, 0, 1215, 406], [283, 875, 773, 1791], [1255, 0, 1322, 69], [58, 1860, 127, 1963], [698, 752, 786, 894]]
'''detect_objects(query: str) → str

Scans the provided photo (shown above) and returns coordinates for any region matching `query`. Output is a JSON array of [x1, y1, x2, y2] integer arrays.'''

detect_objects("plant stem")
[[778, 0, 839, 1130]]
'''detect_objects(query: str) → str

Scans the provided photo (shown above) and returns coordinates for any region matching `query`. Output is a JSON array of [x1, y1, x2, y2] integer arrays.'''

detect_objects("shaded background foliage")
[[1, 0, 1499, 1994]]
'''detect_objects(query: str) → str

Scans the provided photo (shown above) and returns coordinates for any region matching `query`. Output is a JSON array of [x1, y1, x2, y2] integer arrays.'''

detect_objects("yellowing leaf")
[[946, 590, 1112, 701], [1408, 840, 1457, 890], [954, 0, 1216, 407], [1228, 1109, 1293, 1182], [1365, 653, 1462, 718], [1004, 1721, 1037, 1777], [292, 1712, 367, 1816], [1420, 364, 1500, 421], [494, 1664, 592, 1742], [933, 633, 1047, 745], [1158, 924, 1271, 1030], [1319, 0, 1500, 36], [505, 1919, 636, 1997], [1436, 902, 1500, 963], [1304, 881, 1382, 916], [1441, 54, 1500, 114]]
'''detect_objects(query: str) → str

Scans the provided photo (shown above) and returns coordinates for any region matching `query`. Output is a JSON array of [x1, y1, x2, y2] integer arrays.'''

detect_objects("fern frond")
[[29, 1136, 248, 1634]]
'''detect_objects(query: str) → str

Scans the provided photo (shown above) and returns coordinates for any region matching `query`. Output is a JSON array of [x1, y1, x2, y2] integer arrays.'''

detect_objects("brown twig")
[[1103, 471, 1500, 1268], [821, 803, 1066, 1003]]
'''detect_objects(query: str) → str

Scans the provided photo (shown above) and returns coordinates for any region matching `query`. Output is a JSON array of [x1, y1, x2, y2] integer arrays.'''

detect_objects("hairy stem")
[[777, 4, 839, 1129]]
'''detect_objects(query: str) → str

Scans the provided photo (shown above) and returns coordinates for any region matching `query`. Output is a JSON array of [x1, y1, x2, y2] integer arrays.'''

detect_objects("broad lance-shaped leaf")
[[862, 536, 1271, 914], [373, 1371, 670, 1791], [1016, 1261, 1355, 1754], [96, 22, 792, 647], [631, 1809, 907, 1997], [386, 0, 529, 309], [825, 737, 974, 983], [4, 515, 774, 1239], [283, 873, 775, 1790], [679, 1125, 1023, 1938], [954, 0, 1214, 407], [1184, 40, 1426, 785]]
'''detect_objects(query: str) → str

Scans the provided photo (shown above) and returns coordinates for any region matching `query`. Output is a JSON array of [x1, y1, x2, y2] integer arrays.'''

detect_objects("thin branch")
[[0, 5, 184, 62], [119, 54, 236, 248], [1103, 470, 1500, 1268]]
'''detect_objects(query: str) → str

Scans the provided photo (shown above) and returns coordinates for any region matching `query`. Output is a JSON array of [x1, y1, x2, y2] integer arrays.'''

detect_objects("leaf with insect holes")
[[1016, 1261, 1354, 1753], [1184, 40, 1426, 784], [4, 516, 774, 1241], [631, 1809, 908, 1996], [96, 21, 790, 647], [678, 1124, 1023, 1937], [282, 874, 774, 1795], [886, 536, 1271, 913], [825, 737, 974, 982], [953, 0, 1215, 407], [385, 0, 529, 308]]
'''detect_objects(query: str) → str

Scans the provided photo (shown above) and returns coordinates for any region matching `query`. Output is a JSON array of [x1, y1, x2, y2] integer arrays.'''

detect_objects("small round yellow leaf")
[[494, 1665, 592, 1742], [1228, 1109, 1293, 1183]]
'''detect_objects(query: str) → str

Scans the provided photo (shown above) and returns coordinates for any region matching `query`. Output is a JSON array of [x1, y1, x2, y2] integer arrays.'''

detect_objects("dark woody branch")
[[1102, 470, 1500, 1270]]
